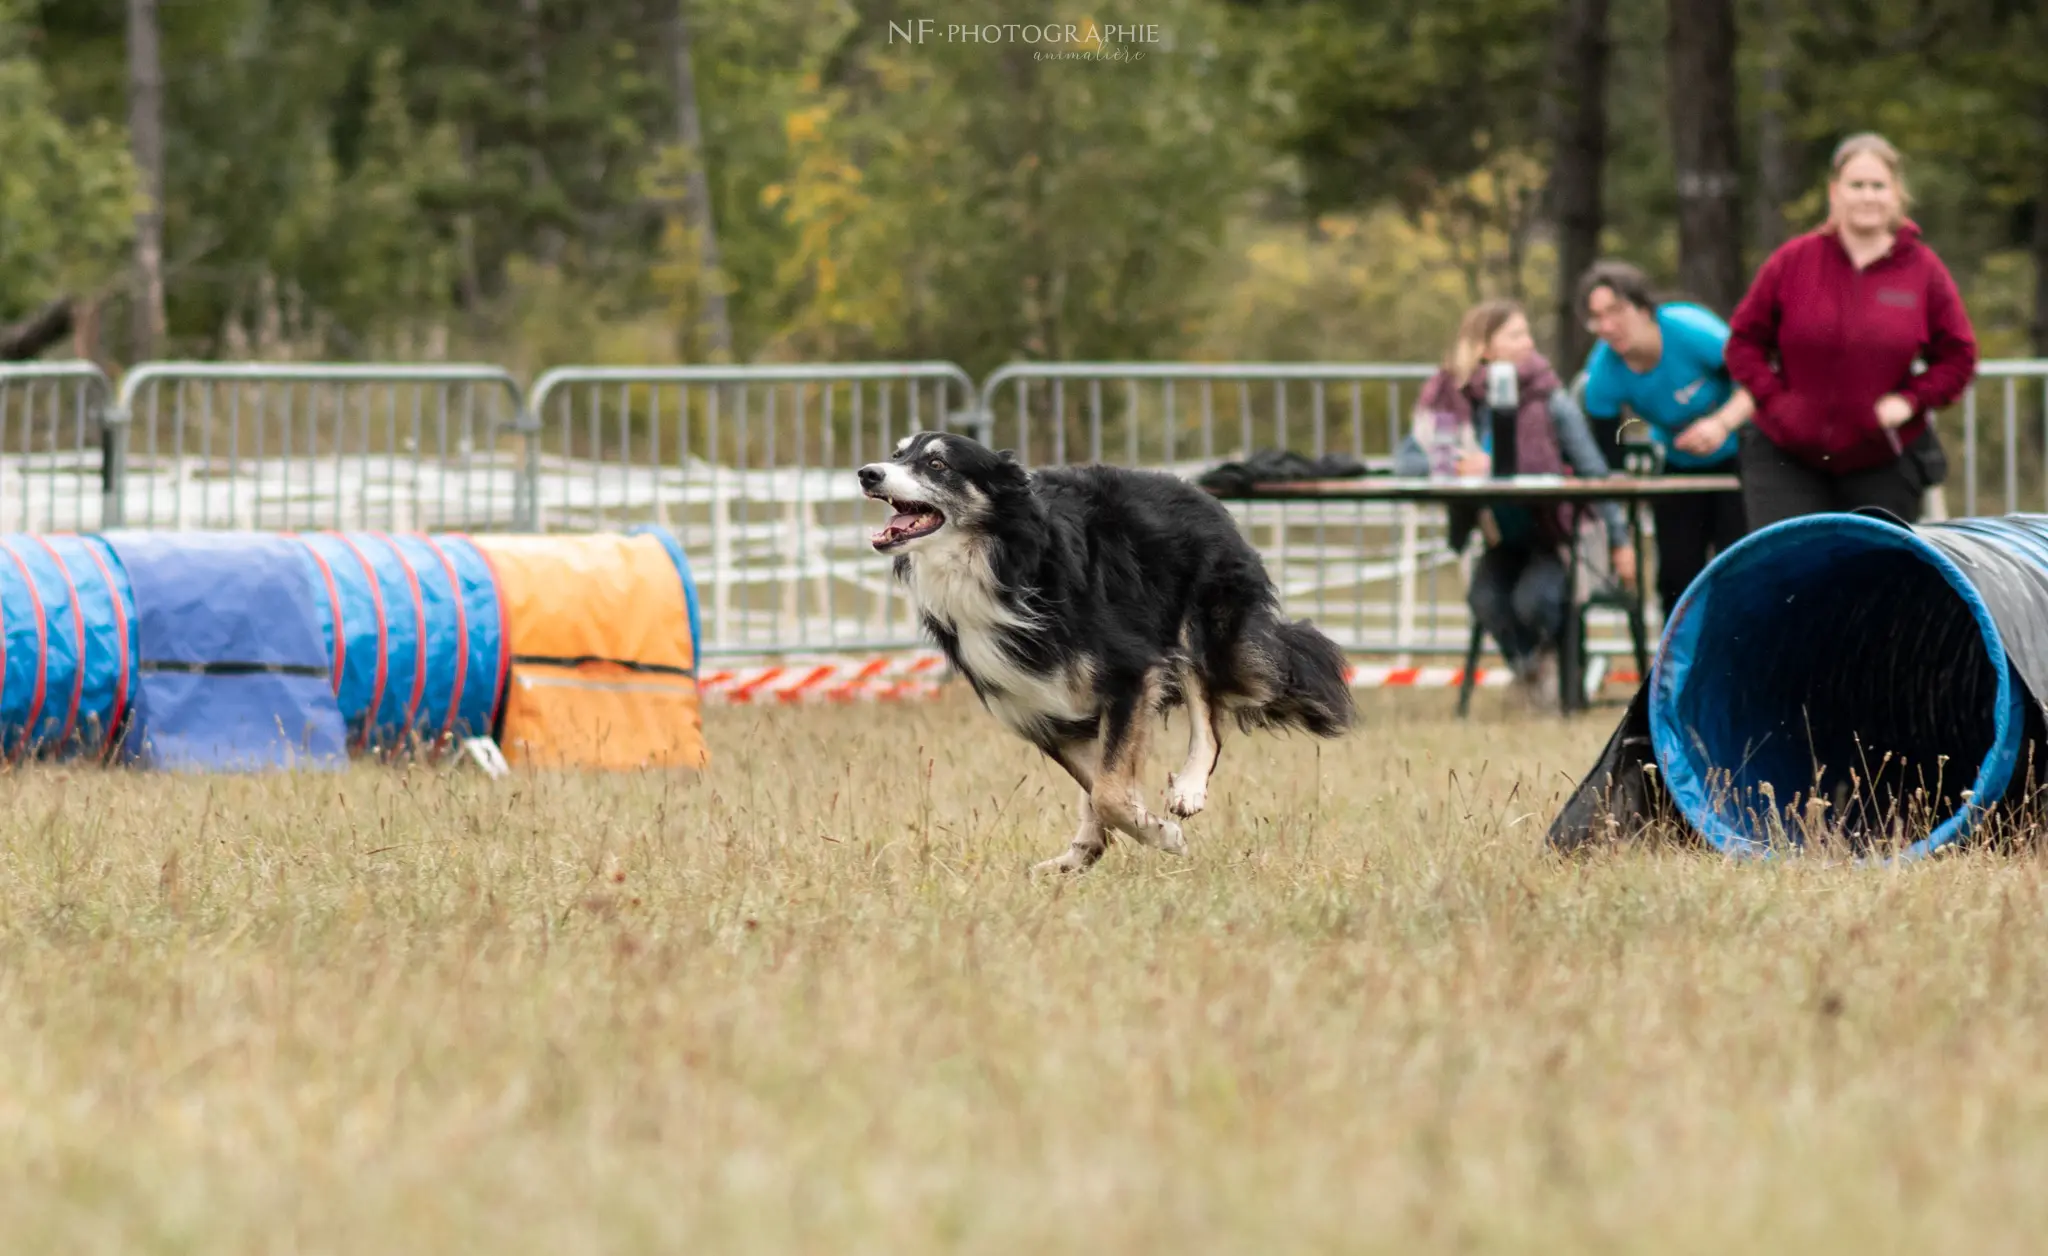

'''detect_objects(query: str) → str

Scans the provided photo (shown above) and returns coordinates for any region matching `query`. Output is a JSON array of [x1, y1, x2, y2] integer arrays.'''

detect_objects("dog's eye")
[[926, 456, 945, 471]]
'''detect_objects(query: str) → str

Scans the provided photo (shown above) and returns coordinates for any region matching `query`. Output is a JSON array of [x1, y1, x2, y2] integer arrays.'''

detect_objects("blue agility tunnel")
[[289, 532, 508, 753], [102, 531, 349, 772], [0, 534, 136, 760], [1551, 511, 2048, 860]]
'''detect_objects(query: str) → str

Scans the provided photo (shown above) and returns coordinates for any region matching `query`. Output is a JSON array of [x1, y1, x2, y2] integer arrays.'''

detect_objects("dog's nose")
[[857, 465, 884, 491]]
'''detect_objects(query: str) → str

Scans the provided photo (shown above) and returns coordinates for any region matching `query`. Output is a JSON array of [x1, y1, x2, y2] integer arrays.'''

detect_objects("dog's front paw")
[[1155, 819, 1187, 856], [1165, 771, 1207, 819], [1031, 842, 1104, 876]]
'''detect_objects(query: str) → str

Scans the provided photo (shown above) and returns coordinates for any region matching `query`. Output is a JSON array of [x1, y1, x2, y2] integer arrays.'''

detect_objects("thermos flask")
[[1485, 360, 1518, 477]]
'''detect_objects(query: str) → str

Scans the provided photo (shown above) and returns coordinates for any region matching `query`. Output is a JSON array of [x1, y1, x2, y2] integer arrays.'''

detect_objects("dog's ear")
[[992, 448, 1029, 488]]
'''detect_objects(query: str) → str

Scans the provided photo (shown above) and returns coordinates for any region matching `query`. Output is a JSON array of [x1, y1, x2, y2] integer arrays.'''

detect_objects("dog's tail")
[[1247, 615, 1356, 738]]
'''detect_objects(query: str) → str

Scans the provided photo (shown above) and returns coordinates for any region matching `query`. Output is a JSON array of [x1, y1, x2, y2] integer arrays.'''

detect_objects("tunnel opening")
[[1649, 515, 2027, 859]]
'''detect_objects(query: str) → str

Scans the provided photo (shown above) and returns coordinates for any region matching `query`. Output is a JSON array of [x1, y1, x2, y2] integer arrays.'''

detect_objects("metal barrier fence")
[[9, 355, 2048, 660], [527, 364, 980, 655], [0, 361, 118, 531], [112, 363, 533, 531], [1954, 360, 2048, 518], [978, 361, 1438, 468]]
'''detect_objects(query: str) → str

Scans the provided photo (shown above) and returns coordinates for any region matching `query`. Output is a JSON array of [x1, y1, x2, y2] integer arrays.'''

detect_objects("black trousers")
[[1739, 424, 1945, 530], [1650, 463, 1748, 620], [1466, 541, 1569, 670]]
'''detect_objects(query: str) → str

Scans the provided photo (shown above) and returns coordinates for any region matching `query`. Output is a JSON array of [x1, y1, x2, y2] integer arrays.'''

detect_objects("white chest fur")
[[904, 542, 1095, 732]]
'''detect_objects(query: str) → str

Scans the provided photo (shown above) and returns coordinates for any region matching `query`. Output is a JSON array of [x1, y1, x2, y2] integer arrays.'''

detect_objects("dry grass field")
[[2, 687, 2048, 1253]]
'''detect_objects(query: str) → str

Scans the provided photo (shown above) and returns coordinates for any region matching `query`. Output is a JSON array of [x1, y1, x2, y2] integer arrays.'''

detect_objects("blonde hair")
[[1443, 299, 1524, 381], [1826, 132, 1912, 231]]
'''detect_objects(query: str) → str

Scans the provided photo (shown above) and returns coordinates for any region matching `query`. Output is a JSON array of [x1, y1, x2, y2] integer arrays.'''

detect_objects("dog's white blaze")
[[867, 462, 931, 512]]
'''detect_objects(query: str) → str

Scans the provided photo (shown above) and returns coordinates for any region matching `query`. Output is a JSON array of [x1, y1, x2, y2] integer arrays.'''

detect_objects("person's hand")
[[1454, 450, 1490, 477], [1611, 544, 1638, 590], [1674, 414, 1729, 456], [1876, 393, 1916, 429]]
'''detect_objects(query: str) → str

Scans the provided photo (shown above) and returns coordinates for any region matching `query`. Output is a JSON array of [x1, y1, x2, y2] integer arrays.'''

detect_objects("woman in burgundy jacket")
[[1724, 133, 1978, 527]]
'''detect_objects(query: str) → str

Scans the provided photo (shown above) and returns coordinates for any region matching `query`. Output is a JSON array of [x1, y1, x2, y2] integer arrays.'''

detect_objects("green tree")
[[0, 0, 140, 347], [754, 0, 1279, 375]]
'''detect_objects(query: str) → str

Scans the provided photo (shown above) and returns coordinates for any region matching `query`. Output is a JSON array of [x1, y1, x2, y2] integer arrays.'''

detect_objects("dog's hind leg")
[[1089, 686, 1187, 857], [1166, 674, 1223, 818], [1032, 742, 1110, 875]]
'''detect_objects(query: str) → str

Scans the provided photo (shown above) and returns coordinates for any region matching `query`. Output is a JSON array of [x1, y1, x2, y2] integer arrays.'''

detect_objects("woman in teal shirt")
[[1576, 260, 1753, 621]]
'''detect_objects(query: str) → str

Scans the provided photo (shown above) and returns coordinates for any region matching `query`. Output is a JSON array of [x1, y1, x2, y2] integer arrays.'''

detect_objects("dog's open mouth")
[[869, 495, 946, 548]]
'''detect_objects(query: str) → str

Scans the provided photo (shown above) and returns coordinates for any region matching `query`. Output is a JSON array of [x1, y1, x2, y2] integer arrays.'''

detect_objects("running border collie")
[[858, 432, 1356, 874]]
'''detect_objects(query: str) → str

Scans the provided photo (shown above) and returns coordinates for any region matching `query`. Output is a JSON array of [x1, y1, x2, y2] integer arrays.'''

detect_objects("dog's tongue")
[[888, 510, 922, 530]]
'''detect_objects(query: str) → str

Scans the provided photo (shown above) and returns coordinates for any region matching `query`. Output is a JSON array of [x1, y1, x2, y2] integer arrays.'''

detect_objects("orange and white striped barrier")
[[700, 653, 1645, 704], [1346, 664, 1510, 689], [1343, 663, 1644, 689], [700, 653, 949, 704]]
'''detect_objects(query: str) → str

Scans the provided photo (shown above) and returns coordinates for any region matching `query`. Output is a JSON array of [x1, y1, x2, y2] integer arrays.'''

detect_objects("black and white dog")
[[858, 431, 1356, 873]]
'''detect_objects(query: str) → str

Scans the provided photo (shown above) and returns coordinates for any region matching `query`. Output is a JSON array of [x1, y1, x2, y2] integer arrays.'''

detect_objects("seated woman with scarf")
[[1397, 300, 1638, 706]]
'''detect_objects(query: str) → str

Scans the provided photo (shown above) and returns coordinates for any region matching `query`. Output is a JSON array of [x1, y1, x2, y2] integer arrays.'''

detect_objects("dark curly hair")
[[1575, 260, 1658, 318]]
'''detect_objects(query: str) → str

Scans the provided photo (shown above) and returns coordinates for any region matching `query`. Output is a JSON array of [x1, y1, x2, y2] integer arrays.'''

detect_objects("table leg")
[[1629, 499, 1651, 681], [1561, 502, 1584, 715]]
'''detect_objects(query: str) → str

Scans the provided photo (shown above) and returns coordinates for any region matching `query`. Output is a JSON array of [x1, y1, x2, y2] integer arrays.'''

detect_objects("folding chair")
[[1563, 563, 1651, 713]]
